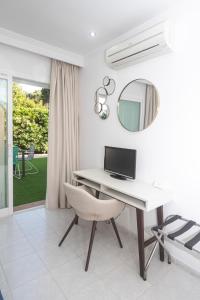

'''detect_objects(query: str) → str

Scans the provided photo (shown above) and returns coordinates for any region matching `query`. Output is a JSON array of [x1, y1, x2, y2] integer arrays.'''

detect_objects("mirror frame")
[[95, 87, 108, 104], [117, 78, 160, 132]]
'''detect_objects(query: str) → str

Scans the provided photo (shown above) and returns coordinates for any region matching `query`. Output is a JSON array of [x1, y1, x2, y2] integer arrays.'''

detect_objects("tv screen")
[[104, 146, 136, 180]]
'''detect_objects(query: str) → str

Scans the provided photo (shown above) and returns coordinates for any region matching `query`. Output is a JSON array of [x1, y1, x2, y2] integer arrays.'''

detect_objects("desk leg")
[[136, 208, 145, 279], [95, 191, 100, 198], [74, 182, 81, 225], [157, 205, 164, 261]]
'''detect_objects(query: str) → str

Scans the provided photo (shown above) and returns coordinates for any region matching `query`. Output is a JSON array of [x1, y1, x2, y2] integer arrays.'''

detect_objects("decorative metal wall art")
[[94, 76, 116, 120]]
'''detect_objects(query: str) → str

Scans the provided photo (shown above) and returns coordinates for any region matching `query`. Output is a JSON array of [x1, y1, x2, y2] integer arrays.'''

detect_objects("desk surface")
[[73, 169, 172, 211]]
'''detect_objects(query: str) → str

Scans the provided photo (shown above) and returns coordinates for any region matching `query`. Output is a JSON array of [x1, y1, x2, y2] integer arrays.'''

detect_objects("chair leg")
[[111, 218, 123, 248], [13, 163, 21, 179], [75, 216, 79, 225], [26, 161, 39, 175], [58, 215, 78, 247], [85, 221, 97, 272]]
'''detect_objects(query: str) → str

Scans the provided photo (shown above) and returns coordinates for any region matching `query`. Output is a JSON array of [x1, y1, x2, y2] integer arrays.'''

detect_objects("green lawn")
[[13, 157, 47, 207]]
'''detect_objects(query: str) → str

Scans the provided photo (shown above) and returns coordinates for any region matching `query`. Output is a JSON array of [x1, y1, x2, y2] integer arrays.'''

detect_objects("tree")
[[41, 88, 50, 106], [27, 88, 49, 106], [27, 90, 42, 103], [13, 83, 49, 153]]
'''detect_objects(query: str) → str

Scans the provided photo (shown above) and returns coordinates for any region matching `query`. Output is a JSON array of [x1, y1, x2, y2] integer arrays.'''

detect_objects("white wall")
[[80, 0, 200, 273], [0, 27, 84, 68], [0, 43, 51, 84]]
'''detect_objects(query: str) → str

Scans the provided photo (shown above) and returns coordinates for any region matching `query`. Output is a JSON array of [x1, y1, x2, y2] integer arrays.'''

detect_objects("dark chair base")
[[58, 215, 78, 247], [85, 221, 97, 271], [58, 216, 123, 271]]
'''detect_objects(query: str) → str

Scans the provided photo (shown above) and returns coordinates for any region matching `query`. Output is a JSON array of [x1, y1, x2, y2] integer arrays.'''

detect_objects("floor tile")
[[0, 225, 25, 248], [0, 264, 12, 300], [137, 264, 200, 300], [102, 263, 151, 299], [36, 243, 79, 271], [69, 278, 120, 300], [87, 246, 127, 277], [0, 216, 18, 232], [51, 256, 99, 299], [0, 238, 34, 265], [3, 253, 48, 290], [38, 208, 70, 221], [13, 209, 43, 223], [25, 228, 61, 250], [0, 207, 200, 300], [38, 208, 73, 234], [16, 219, 48, 236], [12, 274, 66, 300]]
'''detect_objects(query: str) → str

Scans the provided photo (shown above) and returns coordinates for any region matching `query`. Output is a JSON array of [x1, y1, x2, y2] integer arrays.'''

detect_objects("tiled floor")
[[0, 207, 199, 300]]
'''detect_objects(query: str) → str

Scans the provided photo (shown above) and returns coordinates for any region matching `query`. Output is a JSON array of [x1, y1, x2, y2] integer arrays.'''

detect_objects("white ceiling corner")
[[0, 0, 181, 58]]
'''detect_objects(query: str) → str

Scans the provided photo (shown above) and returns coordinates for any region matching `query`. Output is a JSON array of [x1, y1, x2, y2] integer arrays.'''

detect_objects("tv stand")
[[110, 173, 126, 180]]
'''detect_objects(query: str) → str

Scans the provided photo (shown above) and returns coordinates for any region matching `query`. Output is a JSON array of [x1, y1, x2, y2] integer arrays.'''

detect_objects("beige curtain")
[[46, 59, 79, 209], [143, 84, 158, 129]]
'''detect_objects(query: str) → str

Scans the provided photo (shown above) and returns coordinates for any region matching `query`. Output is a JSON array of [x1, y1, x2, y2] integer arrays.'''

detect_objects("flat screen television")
[[104, 146, 136, 180]]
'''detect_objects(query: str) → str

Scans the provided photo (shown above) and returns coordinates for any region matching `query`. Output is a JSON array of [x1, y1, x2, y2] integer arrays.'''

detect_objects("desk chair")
[[58, 183, 125, 271]]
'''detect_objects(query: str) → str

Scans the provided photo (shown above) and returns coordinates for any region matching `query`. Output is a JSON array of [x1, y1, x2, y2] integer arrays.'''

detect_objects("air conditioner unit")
[[105, 21, 173, 69]]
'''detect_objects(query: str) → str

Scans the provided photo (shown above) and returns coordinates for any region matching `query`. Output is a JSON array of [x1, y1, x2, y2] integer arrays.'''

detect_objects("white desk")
[[73, 168, 172, 280]]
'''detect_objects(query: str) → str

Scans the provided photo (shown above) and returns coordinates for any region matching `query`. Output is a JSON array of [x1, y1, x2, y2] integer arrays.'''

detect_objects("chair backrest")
[[64, 183, 125, 221], [13, 145, 19, 165], [27, 144, 35, 160]]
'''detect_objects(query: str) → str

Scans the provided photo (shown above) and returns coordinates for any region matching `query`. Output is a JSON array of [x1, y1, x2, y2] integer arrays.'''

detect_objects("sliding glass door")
[[0, 74, 12, 216]]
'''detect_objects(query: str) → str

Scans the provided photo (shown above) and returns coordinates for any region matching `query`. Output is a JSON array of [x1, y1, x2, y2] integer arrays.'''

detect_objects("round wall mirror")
[[118, 79, 159, 132]]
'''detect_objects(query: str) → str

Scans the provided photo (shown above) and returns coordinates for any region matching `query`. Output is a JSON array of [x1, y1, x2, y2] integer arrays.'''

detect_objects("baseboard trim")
[[14, 200, 45, 212], [172, 256, 200, 278]]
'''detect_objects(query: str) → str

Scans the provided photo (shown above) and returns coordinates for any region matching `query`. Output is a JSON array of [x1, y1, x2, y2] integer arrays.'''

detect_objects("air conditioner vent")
[[111, 44, 160, 64], [105, 21, 173, 69]]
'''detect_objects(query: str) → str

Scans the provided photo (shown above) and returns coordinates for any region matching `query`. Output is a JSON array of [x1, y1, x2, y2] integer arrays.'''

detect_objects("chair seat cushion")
[[65, 183, 126, 221]]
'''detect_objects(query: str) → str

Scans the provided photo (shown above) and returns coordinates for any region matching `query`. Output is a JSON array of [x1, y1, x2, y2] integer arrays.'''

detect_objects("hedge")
[[13, 83, 49, 153]]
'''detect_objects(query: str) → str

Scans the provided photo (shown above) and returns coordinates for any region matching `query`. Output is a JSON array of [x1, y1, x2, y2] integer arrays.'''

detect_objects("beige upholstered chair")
[[58, 183, 125, 271]]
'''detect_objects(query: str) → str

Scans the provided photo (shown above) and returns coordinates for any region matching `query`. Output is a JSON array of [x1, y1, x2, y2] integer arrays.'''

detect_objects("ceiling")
[[0, 0, 179, 55]]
